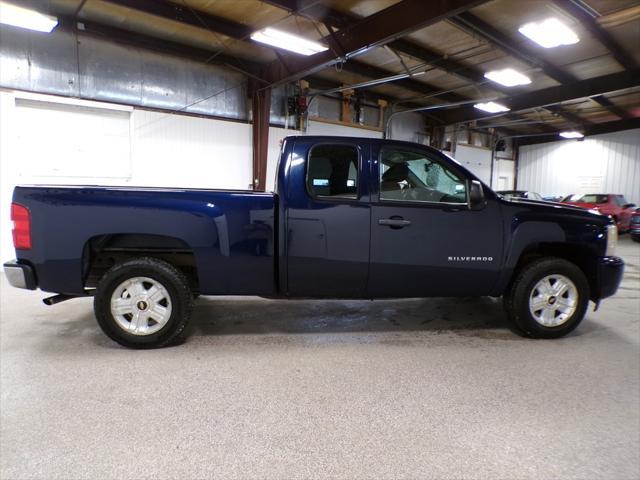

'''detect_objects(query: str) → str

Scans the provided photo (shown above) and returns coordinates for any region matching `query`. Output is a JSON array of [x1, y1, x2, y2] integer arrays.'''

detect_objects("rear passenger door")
[[285, 140, 371, 297]]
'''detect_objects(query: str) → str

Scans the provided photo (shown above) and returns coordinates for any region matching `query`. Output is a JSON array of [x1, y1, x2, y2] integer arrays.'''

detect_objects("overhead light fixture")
[[484, 68, 531, 87], [0, 1, 58, 33], [559, 131, 584, 139], [474, 101, 510, 113], [518, 18, 579, 48], [250, 27, 328, 56]]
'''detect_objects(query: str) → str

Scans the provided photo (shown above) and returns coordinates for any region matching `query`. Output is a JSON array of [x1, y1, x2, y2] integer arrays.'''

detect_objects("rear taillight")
[[11, 203, 32, 250]]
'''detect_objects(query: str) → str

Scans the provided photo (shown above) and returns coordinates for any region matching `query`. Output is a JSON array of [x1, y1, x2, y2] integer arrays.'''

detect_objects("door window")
[[379, 148, 466, 203], [307, 144, 358, 199]]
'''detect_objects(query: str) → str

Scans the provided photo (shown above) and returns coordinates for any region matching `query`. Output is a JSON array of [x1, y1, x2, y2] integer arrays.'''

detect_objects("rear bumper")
[[3, 260, 37, 290], [594, 256, 624, 300]]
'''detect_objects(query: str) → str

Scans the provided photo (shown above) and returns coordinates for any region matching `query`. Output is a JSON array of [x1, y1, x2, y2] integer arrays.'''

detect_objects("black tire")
[[631, 235, 640, 243], [94, 257, 193, 349], [504, 257, 590, 339]]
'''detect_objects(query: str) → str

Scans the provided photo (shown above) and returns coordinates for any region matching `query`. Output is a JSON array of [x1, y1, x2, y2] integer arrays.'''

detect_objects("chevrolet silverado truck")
[[4, 136, 624, 348]]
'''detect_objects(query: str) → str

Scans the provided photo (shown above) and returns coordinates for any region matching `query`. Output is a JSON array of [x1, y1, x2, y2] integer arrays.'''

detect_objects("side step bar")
[[43, 292, 93, 306]]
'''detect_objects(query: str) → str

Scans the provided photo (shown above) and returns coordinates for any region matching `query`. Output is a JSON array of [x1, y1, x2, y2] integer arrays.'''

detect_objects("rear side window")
[[307, 144, 358, 199], [579, 194, 608, 204]]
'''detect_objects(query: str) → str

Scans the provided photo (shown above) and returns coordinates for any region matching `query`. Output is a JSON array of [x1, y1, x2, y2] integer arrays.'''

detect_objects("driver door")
[[367, 144, 504, 298]]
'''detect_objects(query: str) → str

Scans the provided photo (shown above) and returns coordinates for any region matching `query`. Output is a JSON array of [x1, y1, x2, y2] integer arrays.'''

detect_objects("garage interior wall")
[[517, 129, 640, 204]]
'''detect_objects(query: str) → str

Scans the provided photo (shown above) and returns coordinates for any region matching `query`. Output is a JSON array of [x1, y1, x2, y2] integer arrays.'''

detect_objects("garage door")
[[14, 98, 132, 179]]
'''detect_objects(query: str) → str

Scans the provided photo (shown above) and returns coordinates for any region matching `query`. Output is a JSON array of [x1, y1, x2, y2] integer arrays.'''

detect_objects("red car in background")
[[562, 194, 636, 232]]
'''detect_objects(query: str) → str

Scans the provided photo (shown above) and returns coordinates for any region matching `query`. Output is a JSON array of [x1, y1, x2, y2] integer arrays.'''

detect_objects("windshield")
[[575, 194, 608, 204]]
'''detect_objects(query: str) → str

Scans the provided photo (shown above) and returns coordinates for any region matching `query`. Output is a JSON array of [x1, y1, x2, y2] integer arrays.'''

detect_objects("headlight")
[[606, 224, 618, 256]]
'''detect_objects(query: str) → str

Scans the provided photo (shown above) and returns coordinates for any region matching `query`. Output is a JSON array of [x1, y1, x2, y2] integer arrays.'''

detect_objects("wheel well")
[[82, 234, 199, 292], [512, 242, 597, 295]]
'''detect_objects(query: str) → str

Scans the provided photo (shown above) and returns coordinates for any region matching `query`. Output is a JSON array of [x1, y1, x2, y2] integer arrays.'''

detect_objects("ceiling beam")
[[59, 17, 263, 79], [263, 0, 557, 133], [517, 117, 640, 146], [435, 68, 640, 124], [264, 0, 492, 85], [106, 0, 252, 39], [552, 0, 637, 70], [340, 60, 467, 103], [449, 11, 633, 120], [450, 12, 576, 83], [263, 0, 488, 85]]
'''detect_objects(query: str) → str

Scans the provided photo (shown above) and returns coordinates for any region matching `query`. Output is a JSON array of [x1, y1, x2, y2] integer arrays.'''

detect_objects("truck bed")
[[12, 185, 277, 295]]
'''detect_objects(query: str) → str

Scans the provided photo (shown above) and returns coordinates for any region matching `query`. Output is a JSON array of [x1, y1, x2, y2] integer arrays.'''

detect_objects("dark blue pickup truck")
[[5, 136, 624, 348]]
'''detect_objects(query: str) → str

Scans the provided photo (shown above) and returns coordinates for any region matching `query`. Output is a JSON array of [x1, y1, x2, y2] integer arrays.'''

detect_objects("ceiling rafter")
[[263, 0, 492, 86], [448, 11, 633, 121], [262, 0, 489, 85], [435, 68, 640, 125], [517, 117, 640, 146], [103, 0, 474, 101], [262, 0, 555, 133], [106, 0, 252, 39], [552, 0, 637, 70], [58, 16, 262, 79]]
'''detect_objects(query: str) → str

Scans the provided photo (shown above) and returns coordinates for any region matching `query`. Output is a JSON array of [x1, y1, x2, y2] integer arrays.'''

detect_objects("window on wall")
[[306, 144, 359, 199], [379, 148, 467, 203]]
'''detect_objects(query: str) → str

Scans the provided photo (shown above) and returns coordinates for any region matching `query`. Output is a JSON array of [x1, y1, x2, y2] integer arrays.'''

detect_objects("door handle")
[[378, 217, 411, 228]]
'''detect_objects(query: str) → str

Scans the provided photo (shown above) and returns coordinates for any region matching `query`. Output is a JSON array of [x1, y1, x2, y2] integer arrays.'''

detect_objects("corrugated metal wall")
[[0, 24, 252, 120], [518, 129, 640, 205]]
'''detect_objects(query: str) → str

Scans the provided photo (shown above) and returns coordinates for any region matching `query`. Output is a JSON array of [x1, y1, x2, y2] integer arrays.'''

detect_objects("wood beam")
[[263, 0, 488, 85], [449, 11, 635, 120], [435, 68, 640, 125], [106, 0, 252, 39], [517, 117, 640, 146], [552, 0, 637, 70]]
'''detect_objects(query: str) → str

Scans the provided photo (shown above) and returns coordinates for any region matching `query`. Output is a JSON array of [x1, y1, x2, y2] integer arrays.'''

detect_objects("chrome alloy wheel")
[[529, 274, 578, 327], [110, 277, 172, 335]]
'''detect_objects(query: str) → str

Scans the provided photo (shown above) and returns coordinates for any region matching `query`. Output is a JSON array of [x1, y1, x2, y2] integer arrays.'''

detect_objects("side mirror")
[[623, 203, 636, 209], [469, 180, 486, 211]]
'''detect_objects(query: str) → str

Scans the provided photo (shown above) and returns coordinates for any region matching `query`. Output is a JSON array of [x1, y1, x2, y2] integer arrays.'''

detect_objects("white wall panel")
[[388, 112, 427, 144], [307, 119, 383, 139], [453, 145, 492, 185], [131, 110, 252, 190], [518, 129, 640, 205]]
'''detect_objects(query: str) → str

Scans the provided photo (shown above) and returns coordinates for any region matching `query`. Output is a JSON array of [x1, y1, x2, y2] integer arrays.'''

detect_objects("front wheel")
[[94, 257, 193, 349], [504, 257, 590, 339]]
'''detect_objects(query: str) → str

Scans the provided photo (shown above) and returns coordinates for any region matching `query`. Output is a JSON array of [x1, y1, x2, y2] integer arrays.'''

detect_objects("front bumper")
[[594, 256, 624, 300], [3, 260, 37, 290]]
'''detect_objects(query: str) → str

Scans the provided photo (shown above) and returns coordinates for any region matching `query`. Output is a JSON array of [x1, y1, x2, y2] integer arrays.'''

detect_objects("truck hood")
[[498, 197, 609, 224]]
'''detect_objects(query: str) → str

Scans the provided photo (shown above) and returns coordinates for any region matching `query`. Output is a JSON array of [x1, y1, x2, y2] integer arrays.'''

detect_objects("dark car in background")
[[631, 209, 640, 242], [497, 190, 545, 201], [562, 194, 636, 232]]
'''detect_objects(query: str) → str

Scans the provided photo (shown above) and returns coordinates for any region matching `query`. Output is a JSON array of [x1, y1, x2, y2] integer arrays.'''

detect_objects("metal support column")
[[250, 81, 271, 191]]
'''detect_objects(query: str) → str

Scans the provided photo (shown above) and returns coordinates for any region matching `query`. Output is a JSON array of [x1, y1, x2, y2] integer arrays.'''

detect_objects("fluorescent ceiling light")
[[518, 17, 579, 48], [474, 101, 510, 113], [559, 131, 584, 139], [251, 28, 328, 56], [0, 1, 58, 33], [484, 68, 531, 87]]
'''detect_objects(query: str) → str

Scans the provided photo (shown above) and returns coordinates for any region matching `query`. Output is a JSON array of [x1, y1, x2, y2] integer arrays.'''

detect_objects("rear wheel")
[[504, 257, 590, 339], [94, 257, 193, 349]]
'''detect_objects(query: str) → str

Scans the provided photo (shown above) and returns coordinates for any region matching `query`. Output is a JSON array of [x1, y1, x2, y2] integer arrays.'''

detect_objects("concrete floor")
[[1, 238, 639, 480]]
